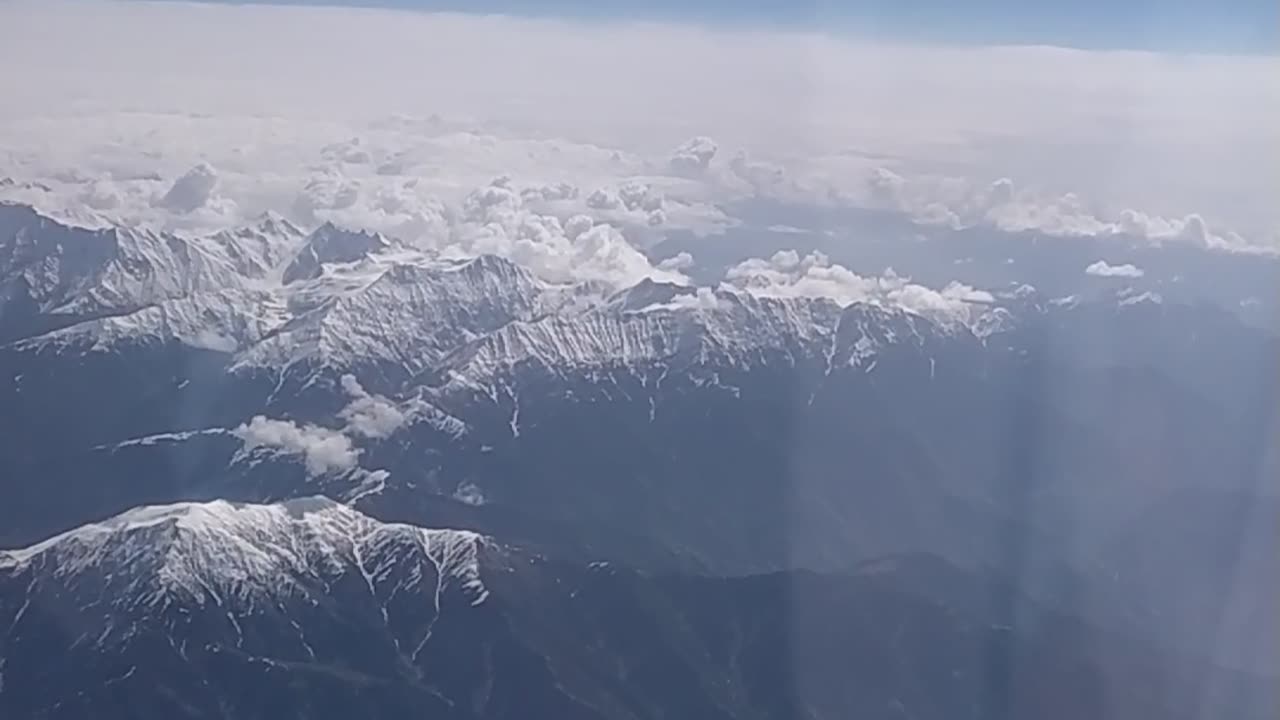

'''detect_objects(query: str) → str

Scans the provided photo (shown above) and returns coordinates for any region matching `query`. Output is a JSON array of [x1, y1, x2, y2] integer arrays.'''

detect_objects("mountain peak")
[[282, 223, 393, 284], [605, 277, 695, 312], [252, 209, 302, 236]]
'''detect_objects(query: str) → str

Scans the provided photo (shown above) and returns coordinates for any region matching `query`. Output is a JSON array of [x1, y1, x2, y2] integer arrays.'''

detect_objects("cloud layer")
[[0, 0, 1275, 254]]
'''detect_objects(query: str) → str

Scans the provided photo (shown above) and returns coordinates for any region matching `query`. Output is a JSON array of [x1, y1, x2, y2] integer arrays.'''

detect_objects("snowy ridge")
[[14, 288, 288, 353], [8, 221, 565, 375], [0, 498, 489, 616], [231, 254, 556, 376], [436, 289, 955, 390], [0, 203, 302, 320], [93, 428, 232, 450], [4, 203, 1011, 386]]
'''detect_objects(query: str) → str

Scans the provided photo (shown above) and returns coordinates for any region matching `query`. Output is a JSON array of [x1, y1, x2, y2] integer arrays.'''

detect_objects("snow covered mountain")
[[0, 498, 502, 719], [435, 289, 847, 391], [230, 254, 567, 387], [0, 496, 488, 614], [2, 499, 1270, 720], [0, 203, 302, 342], [1, 202, 1277, 686], [2, 203, 1007, 390]]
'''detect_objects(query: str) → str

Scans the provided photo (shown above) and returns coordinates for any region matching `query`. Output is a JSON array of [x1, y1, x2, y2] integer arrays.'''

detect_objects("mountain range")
[[1, 201, 1276, 717]]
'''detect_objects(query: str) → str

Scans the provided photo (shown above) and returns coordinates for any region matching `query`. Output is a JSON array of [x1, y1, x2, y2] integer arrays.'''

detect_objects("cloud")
[[880, 177, 1267, 253], [293, 170, 361, 223], [1085, 260, 1145, 278], [656, 251, 695, 272], [156, 163, 220, 213], [453, 481, 487, 506], [637, 285, 725, 313], [668, 136, 718, 177], [1115, 209, 1227, 248], [865, 167, 907, 210], [80, 180, 122, 211], [321, 137, 373, 165], [728, 151, 788, 194], [618, 181, 662, 212], [563, 213, 594, 240], [521, 182, 579, 203], [233, 416, 360, 476], [232, 374, 415, 475], [338, 374, 408, 439], [0, 0, 1275, 255], [446, 178, 686, 289], [1119, 290, 1163, 306], [724, 250, 992, 325], [584, 188, 621, 211], [668, 286, 724, 311]]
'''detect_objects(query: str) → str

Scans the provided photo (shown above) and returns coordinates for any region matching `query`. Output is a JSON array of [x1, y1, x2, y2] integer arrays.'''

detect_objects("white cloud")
[[670, 286, 725, 311], [656, 251, 695, 272], [728, 151, 789, 194], [293, 170, 361, 223], [865, 167, 907, 210], [453, 481, 487, 506], [0, 0, 1275, 253], [937, 282, 996, 304], [445, 179, 686, 288], [1119, 290, 1163, 306], [668, 136, 718, 177], [585, 188, 621, 211], [522, 182, 579, 203], [232, 374, 415, 475], [1115, 209, 1227, 248], [233, 416, 360, 476], [999, 283, 1038, 300], [338, 374, 408, 440], [1085, 260, 1145, 278], [638, 286, 725, 313], [724, 250, 992, 325], [892, 177, 1267, 252], [563, 214, 594, 240], [80, 180, 122, 211], [618, 181, 662, 212]]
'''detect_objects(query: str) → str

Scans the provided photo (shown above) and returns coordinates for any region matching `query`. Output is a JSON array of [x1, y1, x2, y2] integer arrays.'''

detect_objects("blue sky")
[[195, 0, 1276, 53]]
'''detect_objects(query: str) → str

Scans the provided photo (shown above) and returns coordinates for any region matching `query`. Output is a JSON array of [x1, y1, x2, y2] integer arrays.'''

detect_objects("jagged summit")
[[604, 277, 695, 312], [229, 253, 554, 377], [0, 203, 296, 336], [437, 288, 850, 388], [283, 222, 393, 284], [248, 209, 303, 238]]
